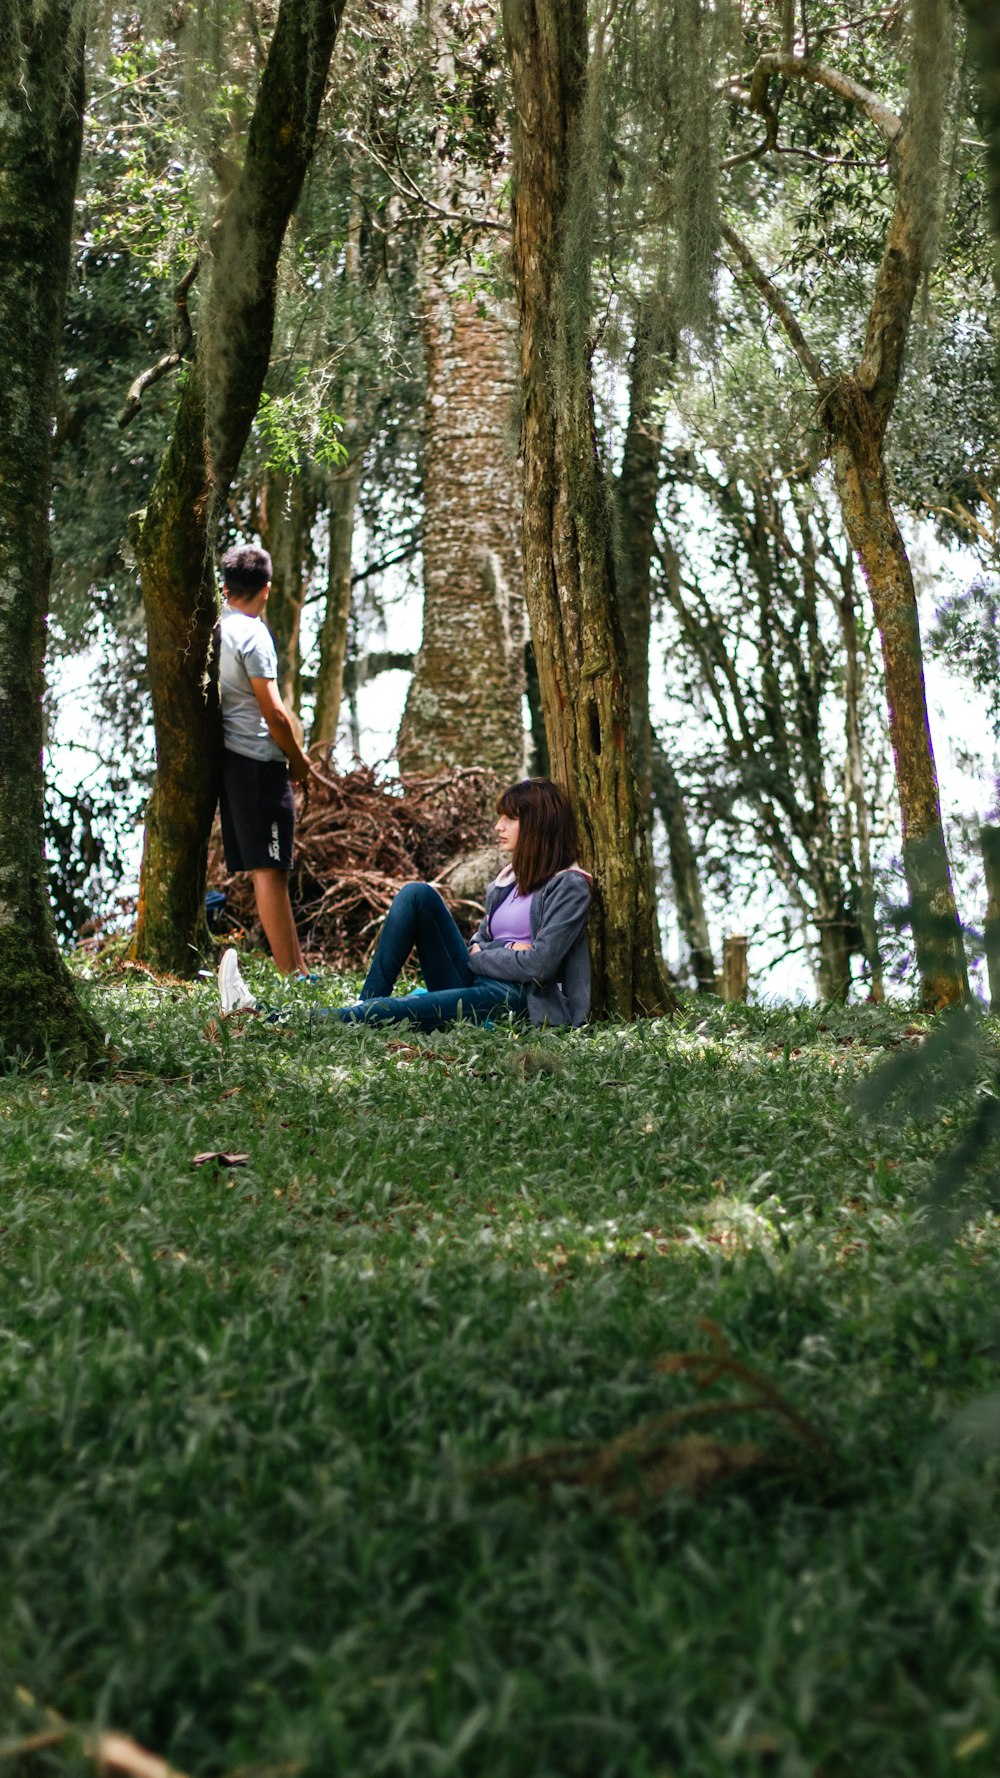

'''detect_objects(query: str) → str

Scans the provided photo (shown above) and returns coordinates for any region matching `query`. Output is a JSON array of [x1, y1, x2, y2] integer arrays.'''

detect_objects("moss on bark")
[[0, 2, 103, 1067], [501, 0, 674, 1020], [133, 0, 348, 976]]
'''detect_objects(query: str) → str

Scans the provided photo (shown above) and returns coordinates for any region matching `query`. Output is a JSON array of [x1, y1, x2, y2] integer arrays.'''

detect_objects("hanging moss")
[[905, 0, 955, 269], [669, 0, 728, 343]]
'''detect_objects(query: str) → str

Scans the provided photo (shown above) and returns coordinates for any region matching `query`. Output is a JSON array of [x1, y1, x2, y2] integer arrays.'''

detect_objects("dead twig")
[[117, 256, 200, 428], [208, 761, 501, 968], [484, 1320, 833, 1514]]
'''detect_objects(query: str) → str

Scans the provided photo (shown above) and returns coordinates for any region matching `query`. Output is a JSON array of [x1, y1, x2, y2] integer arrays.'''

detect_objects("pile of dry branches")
[[207, 762, 501, 968]]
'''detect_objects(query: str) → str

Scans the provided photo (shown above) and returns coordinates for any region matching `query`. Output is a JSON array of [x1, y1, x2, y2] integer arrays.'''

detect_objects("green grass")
[[2, 975, 1000, 1776]]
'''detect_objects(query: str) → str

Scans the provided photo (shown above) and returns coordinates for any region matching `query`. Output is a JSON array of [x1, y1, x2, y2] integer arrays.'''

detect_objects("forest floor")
[[2, 972, 1000, 1777]]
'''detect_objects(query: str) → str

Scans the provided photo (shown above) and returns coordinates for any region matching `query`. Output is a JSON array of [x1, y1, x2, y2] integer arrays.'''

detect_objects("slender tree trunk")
[[312, 453, 360, 747], [615, 305, 714, 980], [981, 825, 1000, 1011], [616, 306, 665, 845], [834, 554, 884, 1000], [816, 905, 854, 1002], [396, 272, 526, 778], [523, 640, 551, 778], [828, 397, 966, 1006], [501, 0, 673, 1017], [725, 32, 966, 1007], [963, 1, 1000, 251], [258, 467, 316, 714], [132, 0, 347, 974], [651, 742, 717, 993], [0, 2, 103, 1066], [312, 190, 361, 750]]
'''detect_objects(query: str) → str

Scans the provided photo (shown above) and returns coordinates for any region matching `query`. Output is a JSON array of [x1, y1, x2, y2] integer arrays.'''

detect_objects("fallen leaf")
[[88, 1731, 189, 1778], [955, 1730, 989, 1760]]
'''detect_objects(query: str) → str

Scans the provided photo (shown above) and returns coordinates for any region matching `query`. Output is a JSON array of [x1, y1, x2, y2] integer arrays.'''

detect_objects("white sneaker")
[[218, 948, 258, 1014]]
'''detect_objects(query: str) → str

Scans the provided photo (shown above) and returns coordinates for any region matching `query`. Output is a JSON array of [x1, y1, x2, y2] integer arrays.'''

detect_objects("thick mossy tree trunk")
[[724, 36, 966, 1009], [0, 2, 103, 1067], [501, 0, 673, 1018], [132, 0, 347, 974]]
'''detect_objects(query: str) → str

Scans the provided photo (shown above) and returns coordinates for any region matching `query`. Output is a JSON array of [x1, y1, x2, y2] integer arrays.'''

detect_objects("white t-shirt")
[[218, 604, 285, 762]]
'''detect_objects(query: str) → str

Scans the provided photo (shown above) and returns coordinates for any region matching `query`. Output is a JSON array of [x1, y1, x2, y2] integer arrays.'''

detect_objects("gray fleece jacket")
[[466, 865, 592, 1027]]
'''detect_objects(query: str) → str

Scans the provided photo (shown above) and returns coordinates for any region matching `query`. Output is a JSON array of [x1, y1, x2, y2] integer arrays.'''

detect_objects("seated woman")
[[218, 778, 592, 1030]]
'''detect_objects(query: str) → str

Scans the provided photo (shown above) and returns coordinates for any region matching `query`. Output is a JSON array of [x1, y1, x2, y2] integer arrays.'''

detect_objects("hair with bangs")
[[497, 778, 579, 894]]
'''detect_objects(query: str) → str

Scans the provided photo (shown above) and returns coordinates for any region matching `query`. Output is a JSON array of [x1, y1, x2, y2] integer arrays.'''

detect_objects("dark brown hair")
[[221, 543, 272, 598], [497, 778, 579, 894]]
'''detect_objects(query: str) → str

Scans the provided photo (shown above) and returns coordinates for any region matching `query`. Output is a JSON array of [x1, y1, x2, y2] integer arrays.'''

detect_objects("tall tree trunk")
[[615, 304, 714, 981], [396, 3, 525, 782], [815, 903, 855, 1002], [833, 548, 884, 1000], [616, 306, 665, 849], [131, 0, 347, 974], [523, 640, 551, 778], [0, 2, 103, 1066], [827, 393, 965, 1006], [501, 0, 673, 1017], [396, 272, 526, 779], [651, 742, 717, 993], [258, 467, 317, 714], [312, 452, 360, 747], [723, 32, 966, 1007], [312, 190, 362, 750]]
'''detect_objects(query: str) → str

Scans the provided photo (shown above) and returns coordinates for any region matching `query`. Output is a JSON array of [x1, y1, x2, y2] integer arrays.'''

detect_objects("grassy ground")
[[2, 969, 1000, 1777]]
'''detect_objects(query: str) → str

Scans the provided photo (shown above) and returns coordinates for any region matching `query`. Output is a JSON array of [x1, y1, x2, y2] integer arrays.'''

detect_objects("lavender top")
[[489, 885, 535, 947]]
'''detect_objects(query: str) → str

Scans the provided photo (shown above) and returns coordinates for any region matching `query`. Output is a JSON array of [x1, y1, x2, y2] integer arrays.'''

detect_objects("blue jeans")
[[334, 883, 526, 1031]]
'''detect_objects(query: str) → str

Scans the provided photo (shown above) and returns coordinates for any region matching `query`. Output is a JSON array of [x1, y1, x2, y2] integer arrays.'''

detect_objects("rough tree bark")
[[501, 0, 673, 1017], [396, 273, 526, 779], [723, 42, 967, 1008], [131, 0, 347, 974], [396, 3, 525, 781], [0, 0, 103, 1066]]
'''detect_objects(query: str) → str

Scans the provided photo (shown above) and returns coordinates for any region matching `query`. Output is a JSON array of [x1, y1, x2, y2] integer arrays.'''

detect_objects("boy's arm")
[[250, 677, 312, 782]]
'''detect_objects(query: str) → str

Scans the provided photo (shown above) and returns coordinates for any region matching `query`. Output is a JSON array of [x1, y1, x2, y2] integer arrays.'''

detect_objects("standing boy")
[[217, 543, 312, 981]]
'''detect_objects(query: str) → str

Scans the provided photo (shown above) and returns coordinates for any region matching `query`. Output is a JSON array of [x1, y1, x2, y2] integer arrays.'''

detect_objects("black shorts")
[[219, 748, 295, 872]]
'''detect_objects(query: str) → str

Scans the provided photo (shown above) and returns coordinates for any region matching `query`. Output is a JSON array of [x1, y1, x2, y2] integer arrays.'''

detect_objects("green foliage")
[[257, 373, 347, 474], [2, 989, 1000, 1771]]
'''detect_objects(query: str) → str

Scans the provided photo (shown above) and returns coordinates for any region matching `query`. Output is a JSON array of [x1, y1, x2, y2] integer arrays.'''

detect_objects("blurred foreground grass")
[[2, 971, 999, 1776]]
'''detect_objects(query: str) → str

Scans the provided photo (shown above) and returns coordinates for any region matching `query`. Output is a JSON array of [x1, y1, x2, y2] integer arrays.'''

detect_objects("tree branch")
[[747, 51, 903, 148], [719, 222, 827, 386], [117, 256, 200, 429]]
